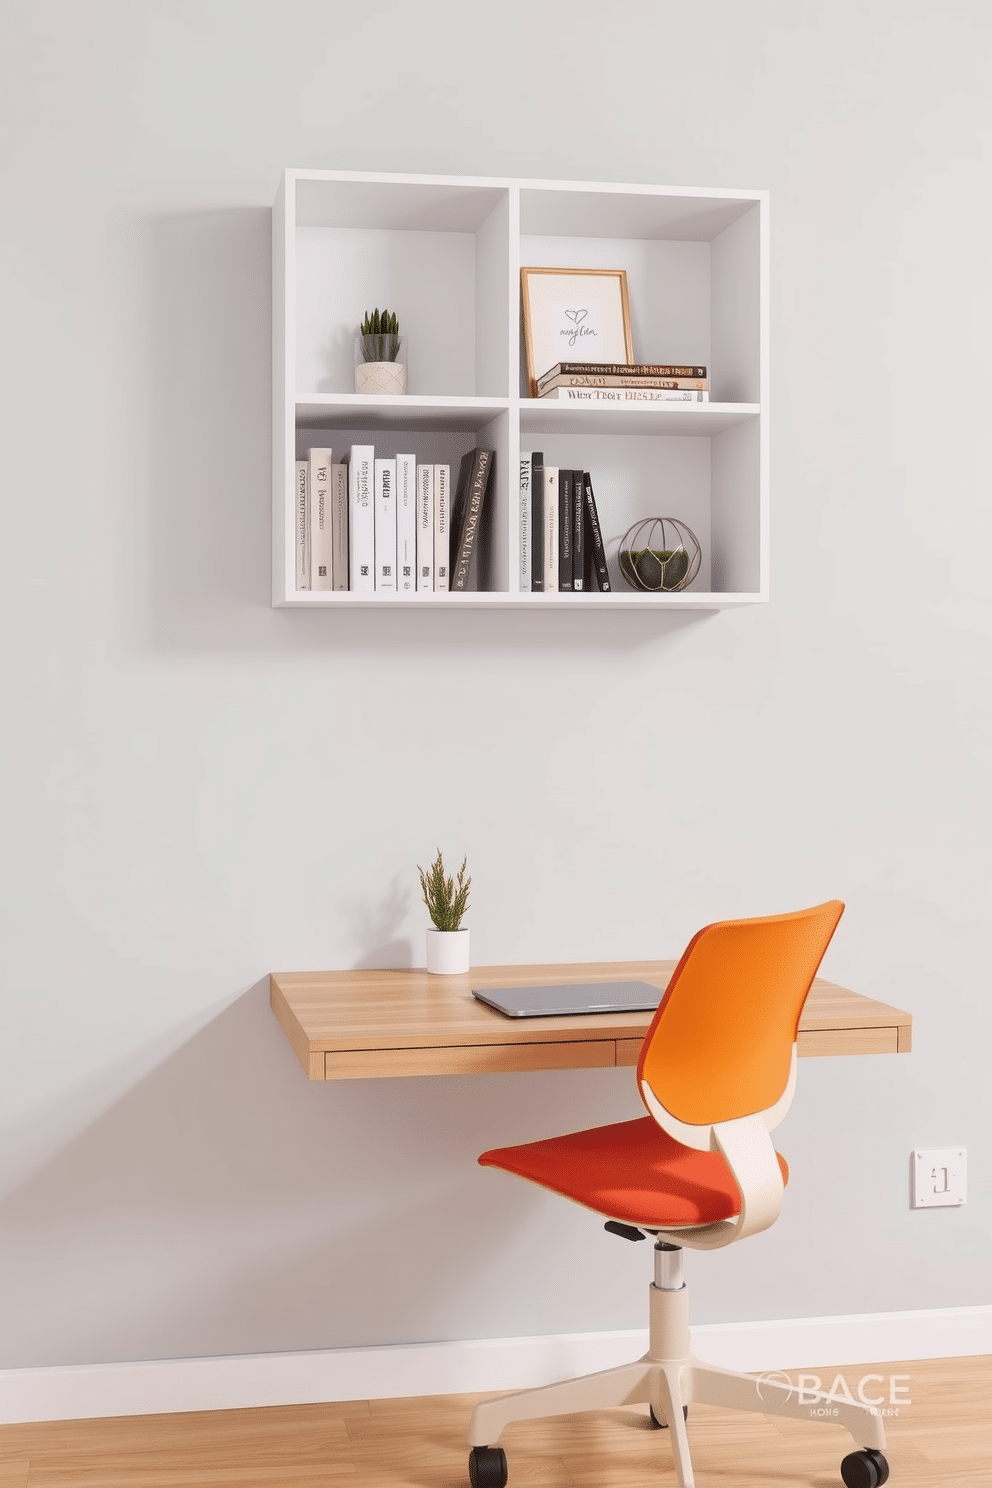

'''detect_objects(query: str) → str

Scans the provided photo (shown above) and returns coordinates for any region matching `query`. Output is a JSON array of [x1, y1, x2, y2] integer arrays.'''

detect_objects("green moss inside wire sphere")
[[618, 547, 689, 591], [617, 518, 702, 593]]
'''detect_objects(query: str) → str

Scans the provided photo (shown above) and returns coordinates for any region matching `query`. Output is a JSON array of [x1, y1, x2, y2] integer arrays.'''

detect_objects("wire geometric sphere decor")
[[618, 517, 702, 593]]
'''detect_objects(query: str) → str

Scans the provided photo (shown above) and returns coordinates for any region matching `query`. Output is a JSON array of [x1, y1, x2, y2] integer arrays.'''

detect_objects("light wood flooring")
[[0, 1356, 987, 1486]]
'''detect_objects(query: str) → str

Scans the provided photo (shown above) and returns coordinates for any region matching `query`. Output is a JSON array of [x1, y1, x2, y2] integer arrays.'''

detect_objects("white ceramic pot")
[[354, 360, 407, 395], [426, 927, 470, 975]]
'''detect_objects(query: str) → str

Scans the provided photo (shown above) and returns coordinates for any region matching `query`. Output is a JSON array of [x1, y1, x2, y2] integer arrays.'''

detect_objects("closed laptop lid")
[[472, 981, 662, 1019]]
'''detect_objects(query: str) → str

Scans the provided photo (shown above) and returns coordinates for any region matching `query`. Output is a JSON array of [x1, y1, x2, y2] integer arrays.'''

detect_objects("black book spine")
[[451, 449, 493, 591], [530, 451, 544, 591], [558, 468, 573, 591], [572, 470, 585, 591], [475, 455, 496, 592], [583, 473, 610, 591]]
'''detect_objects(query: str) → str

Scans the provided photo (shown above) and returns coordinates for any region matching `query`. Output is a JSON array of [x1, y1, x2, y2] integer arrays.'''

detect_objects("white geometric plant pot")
[[354, 334, 408, 394], [355, 360, 407, 395]]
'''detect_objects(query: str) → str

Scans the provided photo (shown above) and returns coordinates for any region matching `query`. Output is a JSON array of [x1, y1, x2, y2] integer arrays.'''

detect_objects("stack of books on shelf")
[[519, 454, 610, 594], [536, 362, 709, 404], [295, 444, 495, 594]]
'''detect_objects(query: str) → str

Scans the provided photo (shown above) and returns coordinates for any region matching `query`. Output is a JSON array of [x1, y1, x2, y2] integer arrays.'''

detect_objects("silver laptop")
[[472, 980, 662, 1018]]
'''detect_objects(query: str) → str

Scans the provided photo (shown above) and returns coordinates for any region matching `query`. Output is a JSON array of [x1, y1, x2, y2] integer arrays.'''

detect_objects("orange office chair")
[[467, 902, 889, 1488]]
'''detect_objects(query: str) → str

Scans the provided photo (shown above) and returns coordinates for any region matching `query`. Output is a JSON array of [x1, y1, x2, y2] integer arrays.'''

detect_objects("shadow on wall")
[[0, 981, 644, 1371], [139, 208, 711, 659], [143, 207, 274, 649]]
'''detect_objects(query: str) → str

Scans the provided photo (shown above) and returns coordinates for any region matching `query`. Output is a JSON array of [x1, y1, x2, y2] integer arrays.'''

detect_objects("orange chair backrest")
[[637, 901, 844, 1126]]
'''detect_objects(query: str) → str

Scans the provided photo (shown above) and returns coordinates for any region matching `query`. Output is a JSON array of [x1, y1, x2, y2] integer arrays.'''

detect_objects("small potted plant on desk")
[[418, 849, 471, 975], [355, 307, 407, 395]]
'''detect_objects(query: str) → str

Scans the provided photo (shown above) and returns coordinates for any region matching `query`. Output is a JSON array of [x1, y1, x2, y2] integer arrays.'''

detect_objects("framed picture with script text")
[[521, 267, 633, 396]]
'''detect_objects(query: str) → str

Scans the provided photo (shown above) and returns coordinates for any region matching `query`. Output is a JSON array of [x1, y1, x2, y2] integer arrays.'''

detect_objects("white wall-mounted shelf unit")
[[272, 169, 768, 610]]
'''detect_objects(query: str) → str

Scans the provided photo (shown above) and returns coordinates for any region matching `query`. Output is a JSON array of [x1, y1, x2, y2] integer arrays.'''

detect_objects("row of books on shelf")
[[519, 455, 611, 594], [535, 361, 709, 403], [295, 445, 494, 593]]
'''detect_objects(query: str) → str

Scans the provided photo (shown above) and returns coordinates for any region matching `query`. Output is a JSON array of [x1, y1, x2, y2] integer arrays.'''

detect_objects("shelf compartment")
[[516, 421, 760, 599], [519, 185, 763, 405], [290, 407, 511, 601], [288, 171, 512, 402]]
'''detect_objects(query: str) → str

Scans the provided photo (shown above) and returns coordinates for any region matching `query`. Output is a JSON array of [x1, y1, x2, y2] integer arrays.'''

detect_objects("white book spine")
[[396, 453, 417, 592], [417, 464, 434, 591], [544, 467, 559, 592], [348, 445, 375, 593], [308, 447, 333, 591], [551, 387, 709, 403], [331, 463, 349, 590], [295, 460, 309, 590], [434, 463, 450, 592], [374, 457, 397, 592], [518, 454, 532, 593]]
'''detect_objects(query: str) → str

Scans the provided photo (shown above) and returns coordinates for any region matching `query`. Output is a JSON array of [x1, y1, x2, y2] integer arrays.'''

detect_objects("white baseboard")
[[690, 1303, 992, 1373], [1, 1305, 989, 1425]]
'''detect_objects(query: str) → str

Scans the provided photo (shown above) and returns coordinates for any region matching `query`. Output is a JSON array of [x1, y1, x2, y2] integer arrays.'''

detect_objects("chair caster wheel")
[[469, 1444, 508, 1487], [649, 1404, 689, 1428], [841, 1447, 889, 1487]]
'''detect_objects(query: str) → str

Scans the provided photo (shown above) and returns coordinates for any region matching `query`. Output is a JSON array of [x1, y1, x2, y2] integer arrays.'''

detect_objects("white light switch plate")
[[912, 1149, 967, 1208]]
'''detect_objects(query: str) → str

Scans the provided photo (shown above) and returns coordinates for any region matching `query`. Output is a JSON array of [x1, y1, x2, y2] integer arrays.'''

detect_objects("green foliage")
[[360, 308, 398, 337], [618, 546, 689, 591], [359, 307, 402, 363], [418, 849, 471, 932]]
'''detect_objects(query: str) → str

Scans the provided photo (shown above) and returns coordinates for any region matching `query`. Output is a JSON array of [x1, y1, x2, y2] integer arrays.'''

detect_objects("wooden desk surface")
[[270, 960, 912, 1081]]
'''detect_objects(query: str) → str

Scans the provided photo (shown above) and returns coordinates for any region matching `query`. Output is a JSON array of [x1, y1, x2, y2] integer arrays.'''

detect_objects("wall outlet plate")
[[912, 1148, 967, 1208]]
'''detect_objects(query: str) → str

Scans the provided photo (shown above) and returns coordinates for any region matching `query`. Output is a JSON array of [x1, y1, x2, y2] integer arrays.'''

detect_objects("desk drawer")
[[619, 1029, 904, 1066], [797, 1026, 900, 1057], [324, 1039, 619, 1079]]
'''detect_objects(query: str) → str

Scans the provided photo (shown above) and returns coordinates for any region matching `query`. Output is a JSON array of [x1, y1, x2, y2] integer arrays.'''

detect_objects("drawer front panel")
[[324, 1039, 618, 1079], [797, 1027, 899, 1057]]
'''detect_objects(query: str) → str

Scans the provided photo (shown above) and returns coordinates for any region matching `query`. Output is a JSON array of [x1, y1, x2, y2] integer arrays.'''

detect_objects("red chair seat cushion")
[[479, 1117, 789, 1229]]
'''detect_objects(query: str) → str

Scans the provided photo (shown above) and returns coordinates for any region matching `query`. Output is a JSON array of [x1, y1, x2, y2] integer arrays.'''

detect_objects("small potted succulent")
[[355, 307, 407, 395], [418, 849, 471, 974]]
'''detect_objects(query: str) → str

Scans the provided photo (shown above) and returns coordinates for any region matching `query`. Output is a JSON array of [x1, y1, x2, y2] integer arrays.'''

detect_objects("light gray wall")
[[0, 0, 989, 1369]]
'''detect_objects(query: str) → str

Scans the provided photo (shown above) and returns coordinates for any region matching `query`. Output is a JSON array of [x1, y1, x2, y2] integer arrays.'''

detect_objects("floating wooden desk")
[[270, 961, 912, 1082]]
